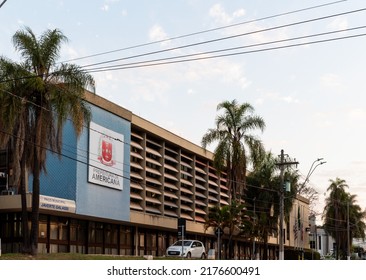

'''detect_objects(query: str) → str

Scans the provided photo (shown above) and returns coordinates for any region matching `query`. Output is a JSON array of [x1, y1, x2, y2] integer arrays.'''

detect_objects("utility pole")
[[276, 149, 299, 260], [347, 200, 350, 260], [252, 197, 256, 260], [181, 225, 184, 259]]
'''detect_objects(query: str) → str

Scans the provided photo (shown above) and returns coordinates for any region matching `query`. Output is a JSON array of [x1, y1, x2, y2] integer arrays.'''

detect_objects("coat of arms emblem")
[[98, 134, 115, 166]]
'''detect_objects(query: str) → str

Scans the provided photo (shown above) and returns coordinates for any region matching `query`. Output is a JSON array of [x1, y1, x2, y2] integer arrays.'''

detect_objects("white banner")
[[88, 122, 124, 190], [39, 195, 76, 213]]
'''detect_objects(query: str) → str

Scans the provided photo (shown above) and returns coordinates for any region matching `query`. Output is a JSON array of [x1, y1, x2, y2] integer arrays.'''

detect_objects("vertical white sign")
[[88, 122, 124, 190]]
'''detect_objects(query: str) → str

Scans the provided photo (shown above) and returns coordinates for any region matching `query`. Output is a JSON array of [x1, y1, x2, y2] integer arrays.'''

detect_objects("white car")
[[166, 240, 206, 258]]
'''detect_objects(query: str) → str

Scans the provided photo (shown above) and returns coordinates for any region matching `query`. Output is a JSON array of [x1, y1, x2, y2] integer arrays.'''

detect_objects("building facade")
[[0, 91, 310, 258]]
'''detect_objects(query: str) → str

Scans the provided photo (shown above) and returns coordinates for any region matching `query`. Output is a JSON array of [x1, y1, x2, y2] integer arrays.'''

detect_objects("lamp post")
[[300, 158, 326, 259], [301, 158, 326, 190]]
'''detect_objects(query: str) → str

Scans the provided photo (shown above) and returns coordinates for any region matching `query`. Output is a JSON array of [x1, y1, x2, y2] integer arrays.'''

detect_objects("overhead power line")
[[83, 26, 366, 73], [62, 0, 347, 63], [1, 4, 364, 83], [84, 31, 366, 73], [0, 0, 7, 9], [80, 6, 366, 69]]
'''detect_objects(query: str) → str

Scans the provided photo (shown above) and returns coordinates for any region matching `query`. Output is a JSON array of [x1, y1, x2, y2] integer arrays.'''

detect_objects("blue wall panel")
[[37, 102, 131, 222], [37, 120, 78, 200], [75, 104, 131, 222]]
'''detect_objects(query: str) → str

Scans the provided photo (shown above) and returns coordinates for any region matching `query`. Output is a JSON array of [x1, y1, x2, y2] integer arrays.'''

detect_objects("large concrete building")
[[0, 91, 310, 258]]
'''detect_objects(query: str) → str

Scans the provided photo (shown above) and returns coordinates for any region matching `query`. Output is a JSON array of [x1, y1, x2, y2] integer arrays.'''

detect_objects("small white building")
[[308, 215, 335, 258], [309, 227, 335, 258]]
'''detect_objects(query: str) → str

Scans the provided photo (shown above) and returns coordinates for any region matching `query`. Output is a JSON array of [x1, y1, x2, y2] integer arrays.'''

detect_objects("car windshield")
[[172, 240, 193, 246]]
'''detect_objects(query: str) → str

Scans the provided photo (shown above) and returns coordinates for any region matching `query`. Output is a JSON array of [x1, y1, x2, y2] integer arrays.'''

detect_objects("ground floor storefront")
[[0, 212, 279, 259]]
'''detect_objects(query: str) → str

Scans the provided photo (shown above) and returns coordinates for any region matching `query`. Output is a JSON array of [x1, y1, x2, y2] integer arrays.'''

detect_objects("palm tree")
[[0, 56, 34, 253], [245, 152, 279, 259], [323, 178, 366, 259], [323, 177, 348, 259], [0, 27, 94, 255], [204, 200, 244, 259], [347, 194, 366, 254], [246, 152, 286, 259], [201, 99, 265, 202], [245, 151, 299, 259]]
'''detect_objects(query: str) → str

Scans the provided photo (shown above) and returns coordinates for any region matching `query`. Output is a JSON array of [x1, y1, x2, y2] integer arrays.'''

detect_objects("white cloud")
[[183, 58, 250, 89], [348, 108, 366, 122], [220, 62, 251, 89], [253, 89, 299, 105], [62, 46, 80, 60], [313, 112, 334, 128], [327, 17, 348, 31], [101, 5, 109, 11], [128, 76, 170, 104], [320, 73, 342, 88], [149, 24, 170, 46], [255, 98, 264, 105], [101, 0, 120, 12], [187, 89, 195, 96], [233, 9, 246, 18], [282, 95, 299, 104], [208, 5, 288, 45], [209, 3, 245, 25]]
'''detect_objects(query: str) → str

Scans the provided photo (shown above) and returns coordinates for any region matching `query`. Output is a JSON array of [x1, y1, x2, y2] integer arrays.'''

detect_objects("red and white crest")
[[98, 135, 115, 166]]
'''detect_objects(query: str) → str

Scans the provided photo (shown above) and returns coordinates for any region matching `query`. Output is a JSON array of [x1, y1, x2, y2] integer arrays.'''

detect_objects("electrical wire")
[[0, 0, 7, 9], [83, 26, 366, 73], [80, 6, 366, 69], [61, 0, 348, 64], [2, 6, 365, 83]]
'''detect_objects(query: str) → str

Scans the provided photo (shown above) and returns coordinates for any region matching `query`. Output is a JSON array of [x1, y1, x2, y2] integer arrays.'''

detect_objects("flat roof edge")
[[131, 114, 214, 160]]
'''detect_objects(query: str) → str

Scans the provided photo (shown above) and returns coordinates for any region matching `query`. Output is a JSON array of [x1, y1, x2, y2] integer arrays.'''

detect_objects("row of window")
[[0, 212, 279, 259], [130, 129, 229, 221]]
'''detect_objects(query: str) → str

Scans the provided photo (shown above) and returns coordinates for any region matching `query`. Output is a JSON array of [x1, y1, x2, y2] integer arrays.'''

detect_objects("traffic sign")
[[215, 227, 223, 237]]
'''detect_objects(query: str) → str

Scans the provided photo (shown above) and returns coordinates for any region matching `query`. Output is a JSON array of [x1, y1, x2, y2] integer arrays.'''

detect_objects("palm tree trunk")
[[20, 154, 30, 253], [261, 232, 269, 260], [30, 156, 40, 255], [228, 234, 234, 259], [263, 239, 268, 260], [30, 110, 43, 256]]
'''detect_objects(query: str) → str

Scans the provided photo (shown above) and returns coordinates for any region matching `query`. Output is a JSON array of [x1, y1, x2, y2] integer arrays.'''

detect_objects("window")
[[194, 241, 202, 248], [318, 236, 322, 250]]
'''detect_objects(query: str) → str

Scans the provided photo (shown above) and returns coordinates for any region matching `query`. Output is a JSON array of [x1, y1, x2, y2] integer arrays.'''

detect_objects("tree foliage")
[[201, 99, 265, 201], [323, 178, 366, 259], [0, 27, 94, 255], [204, 200, 245, 259], [245, 151, 299, 259]]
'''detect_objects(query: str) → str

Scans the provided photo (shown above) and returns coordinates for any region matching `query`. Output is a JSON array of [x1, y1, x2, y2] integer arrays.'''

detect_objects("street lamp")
[[301, 158, 326, 189], [299, 158, 326, 259]]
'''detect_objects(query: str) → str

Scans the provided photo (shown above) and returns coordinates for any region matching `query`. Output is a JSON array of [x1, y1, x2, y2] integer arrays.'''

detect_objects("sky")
[[1, 0, 366, 223]]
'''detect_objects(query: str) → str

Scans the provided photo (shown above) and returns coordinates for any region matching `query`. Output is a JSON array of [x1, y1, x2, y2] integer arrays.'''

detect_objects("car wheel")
[[201, 253, 206, 259], [186, 252, 191, 258]]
